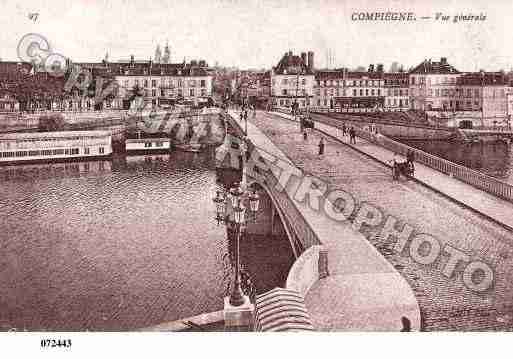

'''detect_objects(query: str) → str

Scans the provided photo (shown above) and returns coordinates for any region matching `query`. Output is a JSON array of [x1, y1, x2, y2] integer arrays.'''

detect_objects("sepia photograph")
[[0, 0, 512, 356]]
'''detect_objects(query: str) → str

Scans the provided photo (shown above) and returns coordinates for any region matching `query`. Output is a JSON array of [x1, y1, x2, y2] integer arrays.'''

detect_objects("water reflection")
[[0, 150, 294, 331], [401, 139, 513, 184]]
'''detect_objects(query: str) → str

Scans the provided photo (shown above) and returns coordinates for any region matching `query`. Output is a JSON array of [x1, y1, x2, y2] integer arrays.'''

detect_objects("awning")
[[254, 288, 315, 332]]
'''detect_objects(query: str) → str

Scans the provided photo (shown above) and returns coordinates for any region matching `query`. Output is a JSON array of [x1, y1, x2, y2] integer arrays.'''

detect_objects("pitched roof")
[[346, 71, 384, 79], [315, 70, 343, 80], [410, 58, 459, 74], [274, 52, 312, 75], [457, 72, 507, 86]]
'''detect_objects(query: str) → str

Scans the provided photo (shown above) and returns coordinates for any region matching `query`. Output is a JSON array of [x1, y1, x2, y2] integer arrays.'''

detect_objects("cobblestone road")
[[251, 111, 513, 331]]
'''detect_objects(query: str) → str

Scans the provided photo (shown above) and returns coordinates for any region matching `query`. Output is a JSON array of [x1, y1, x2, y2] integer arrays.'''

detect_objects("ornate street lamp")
[[212, 180, 260, 307]]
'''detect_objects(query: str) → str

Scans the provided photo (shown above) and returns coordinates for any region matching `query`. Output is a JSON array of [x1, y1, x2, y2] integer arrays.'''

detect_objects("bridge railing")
[[347, 125, 513, 202], [261, 165, 322, 254]]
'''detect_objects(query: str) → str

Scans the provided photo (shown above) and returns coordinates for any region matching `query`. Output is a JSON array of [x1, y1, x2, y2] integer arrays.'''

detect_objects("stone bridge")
[[216, 110, 421, 331]]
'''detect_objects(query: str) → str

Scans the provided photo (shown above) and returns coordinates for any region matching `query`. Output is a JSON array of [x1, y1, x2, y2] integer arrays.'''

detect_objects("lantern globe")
[[248, 190, 260, 213]]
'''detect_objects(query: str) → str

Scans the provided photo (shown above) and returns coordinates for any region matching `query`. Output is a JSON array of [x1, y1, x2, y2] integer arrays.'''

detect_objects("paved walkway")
[[241, 110, 513, 331], [228, 110, 421, 331], [305, 113, 513, 230]]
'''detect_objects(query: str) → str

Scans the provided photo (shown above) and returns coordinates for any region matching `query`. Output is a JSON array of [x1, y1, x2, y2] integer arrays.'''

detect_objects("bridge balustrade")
[[345, 125, 513, 202]]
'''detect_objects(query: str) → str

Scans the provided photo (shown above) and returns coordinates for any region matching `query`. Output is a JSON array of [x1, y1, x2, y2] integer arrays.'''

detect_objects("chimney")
[[307, 51, 314, 71], [301, 52, 307, 66], [368, 64, 375, 72], [377, 64, 384, 73], [440, 57, 447, 64], [191, 60, 198, 67], [130, 55, 134, 66], [289, 50, 293, 57]]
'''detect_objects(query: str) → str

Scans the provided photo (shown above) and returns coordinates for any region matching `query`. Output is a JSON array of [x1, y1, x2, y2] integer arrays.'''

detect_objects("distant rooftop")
[[457, 72, 507, 86], [410, 57, 459, 74], [274, 51, 314, 75]]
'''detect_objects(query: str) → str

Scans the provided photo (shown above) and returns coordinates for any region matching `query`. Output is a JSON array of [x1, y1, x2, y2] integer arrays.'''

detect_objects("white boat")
[[0, 130, 112, 164], [125, 137, 171, 152]]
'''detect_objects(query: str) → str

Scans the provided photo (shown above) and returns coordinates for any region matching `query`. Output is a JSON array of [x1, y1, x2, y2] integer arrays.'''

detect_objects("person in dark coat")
[[342, 123, 347, 136], [318, 137, 325, 155], [349, 127, 356, 144], [303, 130, 308, 141]]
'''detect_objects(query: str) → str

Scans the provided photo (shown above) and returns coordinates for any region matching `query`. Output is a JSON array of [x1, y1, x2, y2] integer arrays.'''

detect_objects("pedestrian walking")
[[303, 130, 308, 141], [342, 123, 347, 136], [349, 127, 356, 144], [318, 137, 325, 155]]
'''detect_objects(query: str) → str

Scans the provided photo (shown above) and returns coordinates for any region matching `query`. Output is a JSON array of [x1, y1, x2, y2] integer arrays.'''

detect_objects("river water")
[[0, 150, 294, 331], [400, 139, 513, 184]]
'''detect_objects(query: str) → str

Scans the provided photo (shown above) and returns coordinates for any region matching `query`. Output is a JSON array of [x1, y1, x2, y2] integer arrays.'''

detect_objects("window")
[[190, 89, 195, 97], [84, 148, 90, 155], [282, 89, 287, 95], [99, 147, 105, 154], [144, 80, 148, 87], [201, 89, 207, 96], [201, 80, 206, 87], [353, 89, 357, 96], [161, 89, 165, 96], [156, 141, 163, 147], [152, 80, 157, 87], [302, 79, 306, 85], [152, 89, 156, 97]]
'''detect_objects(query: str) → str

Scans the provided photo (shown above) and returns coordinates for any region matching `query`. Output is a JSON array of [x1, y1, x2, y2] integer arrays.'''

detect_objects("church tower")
[[154, 45, 162, 64], [162, 41, 171, 64]]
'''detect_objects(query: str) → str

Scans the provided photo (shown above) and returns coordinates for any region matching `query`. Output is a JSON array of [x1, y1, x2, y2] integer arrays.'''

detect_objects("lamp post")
[[213, 180, 260, 307]]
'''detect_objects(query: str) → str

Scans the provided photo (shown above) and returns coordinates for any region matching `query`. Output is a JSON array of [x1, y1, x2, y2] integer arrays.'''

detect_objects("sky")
[[1, 0, 512, 71]]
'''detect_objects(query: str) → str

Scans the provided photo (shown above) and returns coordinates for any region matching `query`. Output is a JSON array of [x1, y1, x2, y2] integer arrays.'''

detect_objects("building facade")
[[271, 51, 315, 109], [312, 67, 386, 112], [384, 72, 409, 111], [409, 57, 460, 111]]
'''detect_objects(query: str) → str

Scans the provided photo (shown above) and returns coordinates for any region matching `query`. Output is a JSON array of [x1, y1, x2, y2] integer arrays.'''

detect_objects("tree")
[[38, 113, 65, 132]]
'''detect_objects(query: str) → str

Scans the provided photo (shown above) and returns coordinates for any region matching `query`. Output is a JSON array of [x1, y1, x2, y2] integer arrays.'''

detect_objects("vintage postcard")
[[0, 0, 511, 356]]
